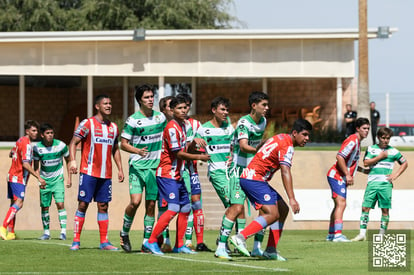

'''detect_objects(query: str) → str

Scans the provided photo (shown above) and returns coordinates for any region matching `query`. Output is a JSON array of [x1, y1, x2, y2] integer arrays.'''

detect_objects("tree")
[[0, 0, 237, 31]]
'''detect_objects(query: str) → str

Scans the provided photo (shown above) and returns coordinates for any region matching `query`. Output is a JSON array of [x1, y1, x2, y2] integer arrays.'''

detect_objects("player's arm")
[[336, 154, 353, 186], [387, 159, 408, 182], [22, 161, 46, 188], [64, 156, 72, 188], [176, 150, 210, 162], [187, 138, 207, 154], [363, 150, 387, 167], [239, 138, 257, 154], [357, 166, 370, 174], [280, 164, 299, 214], [68, 135, 82, 174], [112, 142, 124, 183], [120, 137, 148, 156]]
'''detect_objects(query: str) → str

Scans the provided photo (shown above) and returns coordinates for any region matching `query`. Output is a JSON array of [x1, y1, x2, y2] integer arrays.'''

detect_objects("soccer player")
[[352, 127, 408, 241], [143, 96, 210, 255], [0, 120, 46, 241], [177, 93, 211, 252], [119, 85, 167, 253], [69, 94, 124, 251], [33, 123, 72, 241], [195, 96, 235, 259], [326, 117, 370, 242], [159, 96, 174, 121], [216, 91, 269, 257], [230, 119, 312, 261]]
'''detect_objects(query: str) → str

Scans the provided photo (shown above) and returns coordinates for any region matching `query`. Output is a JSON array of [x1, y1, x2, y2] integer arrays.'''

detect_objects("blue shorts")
[[7, 182, 26, 200], [327, 176, 347, 199], [78, 173, 112, 203], [239, 178, 280, 210], [157, 176, 190, 207]]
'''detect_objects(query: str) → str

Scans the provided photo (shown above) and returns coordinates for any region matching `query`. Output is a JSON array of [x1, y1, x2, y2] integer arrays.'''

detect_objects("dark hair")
[[377, 127, 393, 138], [176, 93, 192, 105], [159, 96, 174, 112], [134, 84, 154, 106], [248, 91, 269, 108], [211, 97, 230, 110], [40, 123, 54, 134], [24, 120, 39, 130], [291, 119, 313, 133], [355, 117, 370, 128], [94, 94, 110, 105], [169, 96, 187, 109]]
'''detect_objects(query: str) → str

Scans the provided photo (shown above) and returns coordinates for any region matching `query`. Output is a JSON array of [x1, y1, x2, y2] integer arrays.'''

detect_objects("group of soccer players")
[[0, 84, 408, 262]]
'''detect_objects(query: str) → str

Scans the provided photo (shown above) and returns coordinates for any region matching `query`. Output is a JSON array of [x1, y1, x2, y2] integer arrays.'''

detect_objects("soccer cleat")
[[0, 226, 8, 240], [196, 242, 212, 252], [59, 233, 66, 240], [230, 234, 250, 257], [172, 245, 197, 254], [100, 242, 119, 251], [161, 243, 172, 253], [251, 247, 264, 257], [332, 234, 351, 242], [141, 244, 151, 253], [215, 247, 232, 260], [143, 241, 164, 255], [263, 251, 287, 261], [351, 234, 366, 242], [70, 241, 80, 250], [38, 234, 51, 240], [6, 232, 16, 240], [119, 232, 131, 253], [325, 234, 334, 242]]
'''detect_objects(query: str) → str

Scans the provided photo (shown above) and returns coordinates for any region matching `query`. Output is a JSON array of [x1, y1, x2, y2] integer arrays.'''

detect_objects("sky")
[[230, 0, 414, 124]]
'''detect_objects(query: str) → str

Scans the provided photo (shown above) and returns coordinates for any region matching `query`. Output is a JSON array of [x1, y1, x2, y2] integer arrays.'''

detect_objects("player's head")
[[377, 127, 393, 148], [169, 96, 188, 122], [176, 93, 192, 116], [370, 101, 376, 110], [24, 120, 40, 141], [248, 91, 269, 117], [291, 118, 312, 147], [94, 94, 112, 116], [39, 123, 55, 144], [355, 117, 370, 139], [135, 84, 155, 108], [159, 96, 174, 121], [346, 104, 352, 111], [211, 97, 230, 124]]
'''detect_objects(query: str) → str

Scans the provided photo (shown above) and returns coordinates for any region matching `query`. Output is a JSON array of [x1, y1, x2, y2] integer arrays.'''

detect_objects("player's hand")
[[38, 178, 47, 189], [345, 175, 353, 186], [193, 138, 207, 148], [199, 154, 210, 162], [66, 180, 72, 188], [378, 150, 388, 160], [118, 170, 125, 182], [386, 174, 397, 183], [138, 147, 148, 157], [69, 160, 78, 174], [289, 198, 300, 214], [225, 155, 233, 166]]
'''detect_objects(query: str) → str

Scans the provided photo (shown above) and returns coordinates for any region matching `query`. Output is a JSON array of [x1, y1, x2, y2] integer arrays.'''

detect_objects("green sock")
[[254, 229, 265, 242], [185, 210, 194, 242], [143, 215, 155, 239], [380, 215, 389, 233], [41, 210, 50, 231], [219, 217, 234, 243], [360, 211, 369, 229], [121, 214, 134, 235], [58, 209, 67, 231], [236, 218, 246, 234]]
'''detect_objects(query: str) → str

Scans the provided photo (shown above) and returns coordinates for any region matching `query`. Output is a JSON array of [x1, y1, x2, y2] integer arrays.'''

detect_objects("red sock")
[[176, 212, 190, 248], [8, 217, 16, 233], [193, 209, 204, 244], [267, 229, 283, 248], [149, 210, 176, 244], [334, 219, 343, 235], [98, 219, 109, 244], [73, 211, 85, 242], [240, 220, 264, 239], [3, 206, 18, 228]]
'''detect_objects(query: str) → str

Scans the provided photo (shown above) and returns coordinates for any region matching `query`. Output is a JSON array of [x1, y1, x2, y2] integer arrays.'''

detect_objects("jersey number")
[[258, 139, 278, 159]]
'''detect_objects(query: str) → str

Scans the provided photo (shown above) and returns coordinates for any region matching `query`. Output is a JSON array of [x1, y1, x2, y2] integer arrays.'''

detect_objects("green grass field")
[[0, 230, 412, 274]]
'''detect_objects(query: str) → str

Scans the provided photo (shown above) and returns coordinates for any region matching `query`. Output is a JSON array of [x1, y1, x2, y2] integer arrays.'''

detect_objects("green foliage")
[[263, 120, 288, 139], [0, 0, 237, 31]]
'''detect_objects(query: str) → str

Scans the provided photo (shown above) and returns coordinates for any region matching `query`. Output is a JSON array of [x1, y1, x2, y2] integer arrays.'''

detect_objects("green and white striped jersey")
[[196, 120, 234, 173], [232, 114, 266, 169], [365, 144, 406, 185], [121, 110, 167, 168], [33, 139, 69, 182]]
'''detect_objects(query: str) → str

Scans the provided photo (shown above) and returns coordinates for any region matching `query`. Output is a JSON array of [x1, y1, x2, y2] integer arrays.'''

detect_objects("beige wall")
[[0, 149, 412, 231]]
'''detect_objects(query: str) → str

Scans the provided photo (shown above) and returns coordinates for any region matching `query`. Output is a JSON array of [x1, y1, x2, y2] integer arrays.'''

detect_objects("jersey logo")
[[169, 193, 176, 199], [263, 194, 271, 201]]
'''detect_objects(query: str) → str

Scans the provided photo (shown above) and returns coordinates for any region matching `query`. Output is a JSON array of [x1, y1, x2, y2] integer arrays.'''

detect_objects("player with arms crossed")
[[195, 97, 235, 259], [218, 91, 269, 257], [34, 123, 72, 241], [326, 117, 370, 242], [230, 119, 312, 260], [143, 96, 210, 255], [69, 94, 124, 251], [352, 127, 408, 241], [0, 120, 45, 240], [119, 85, 167, 253]]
